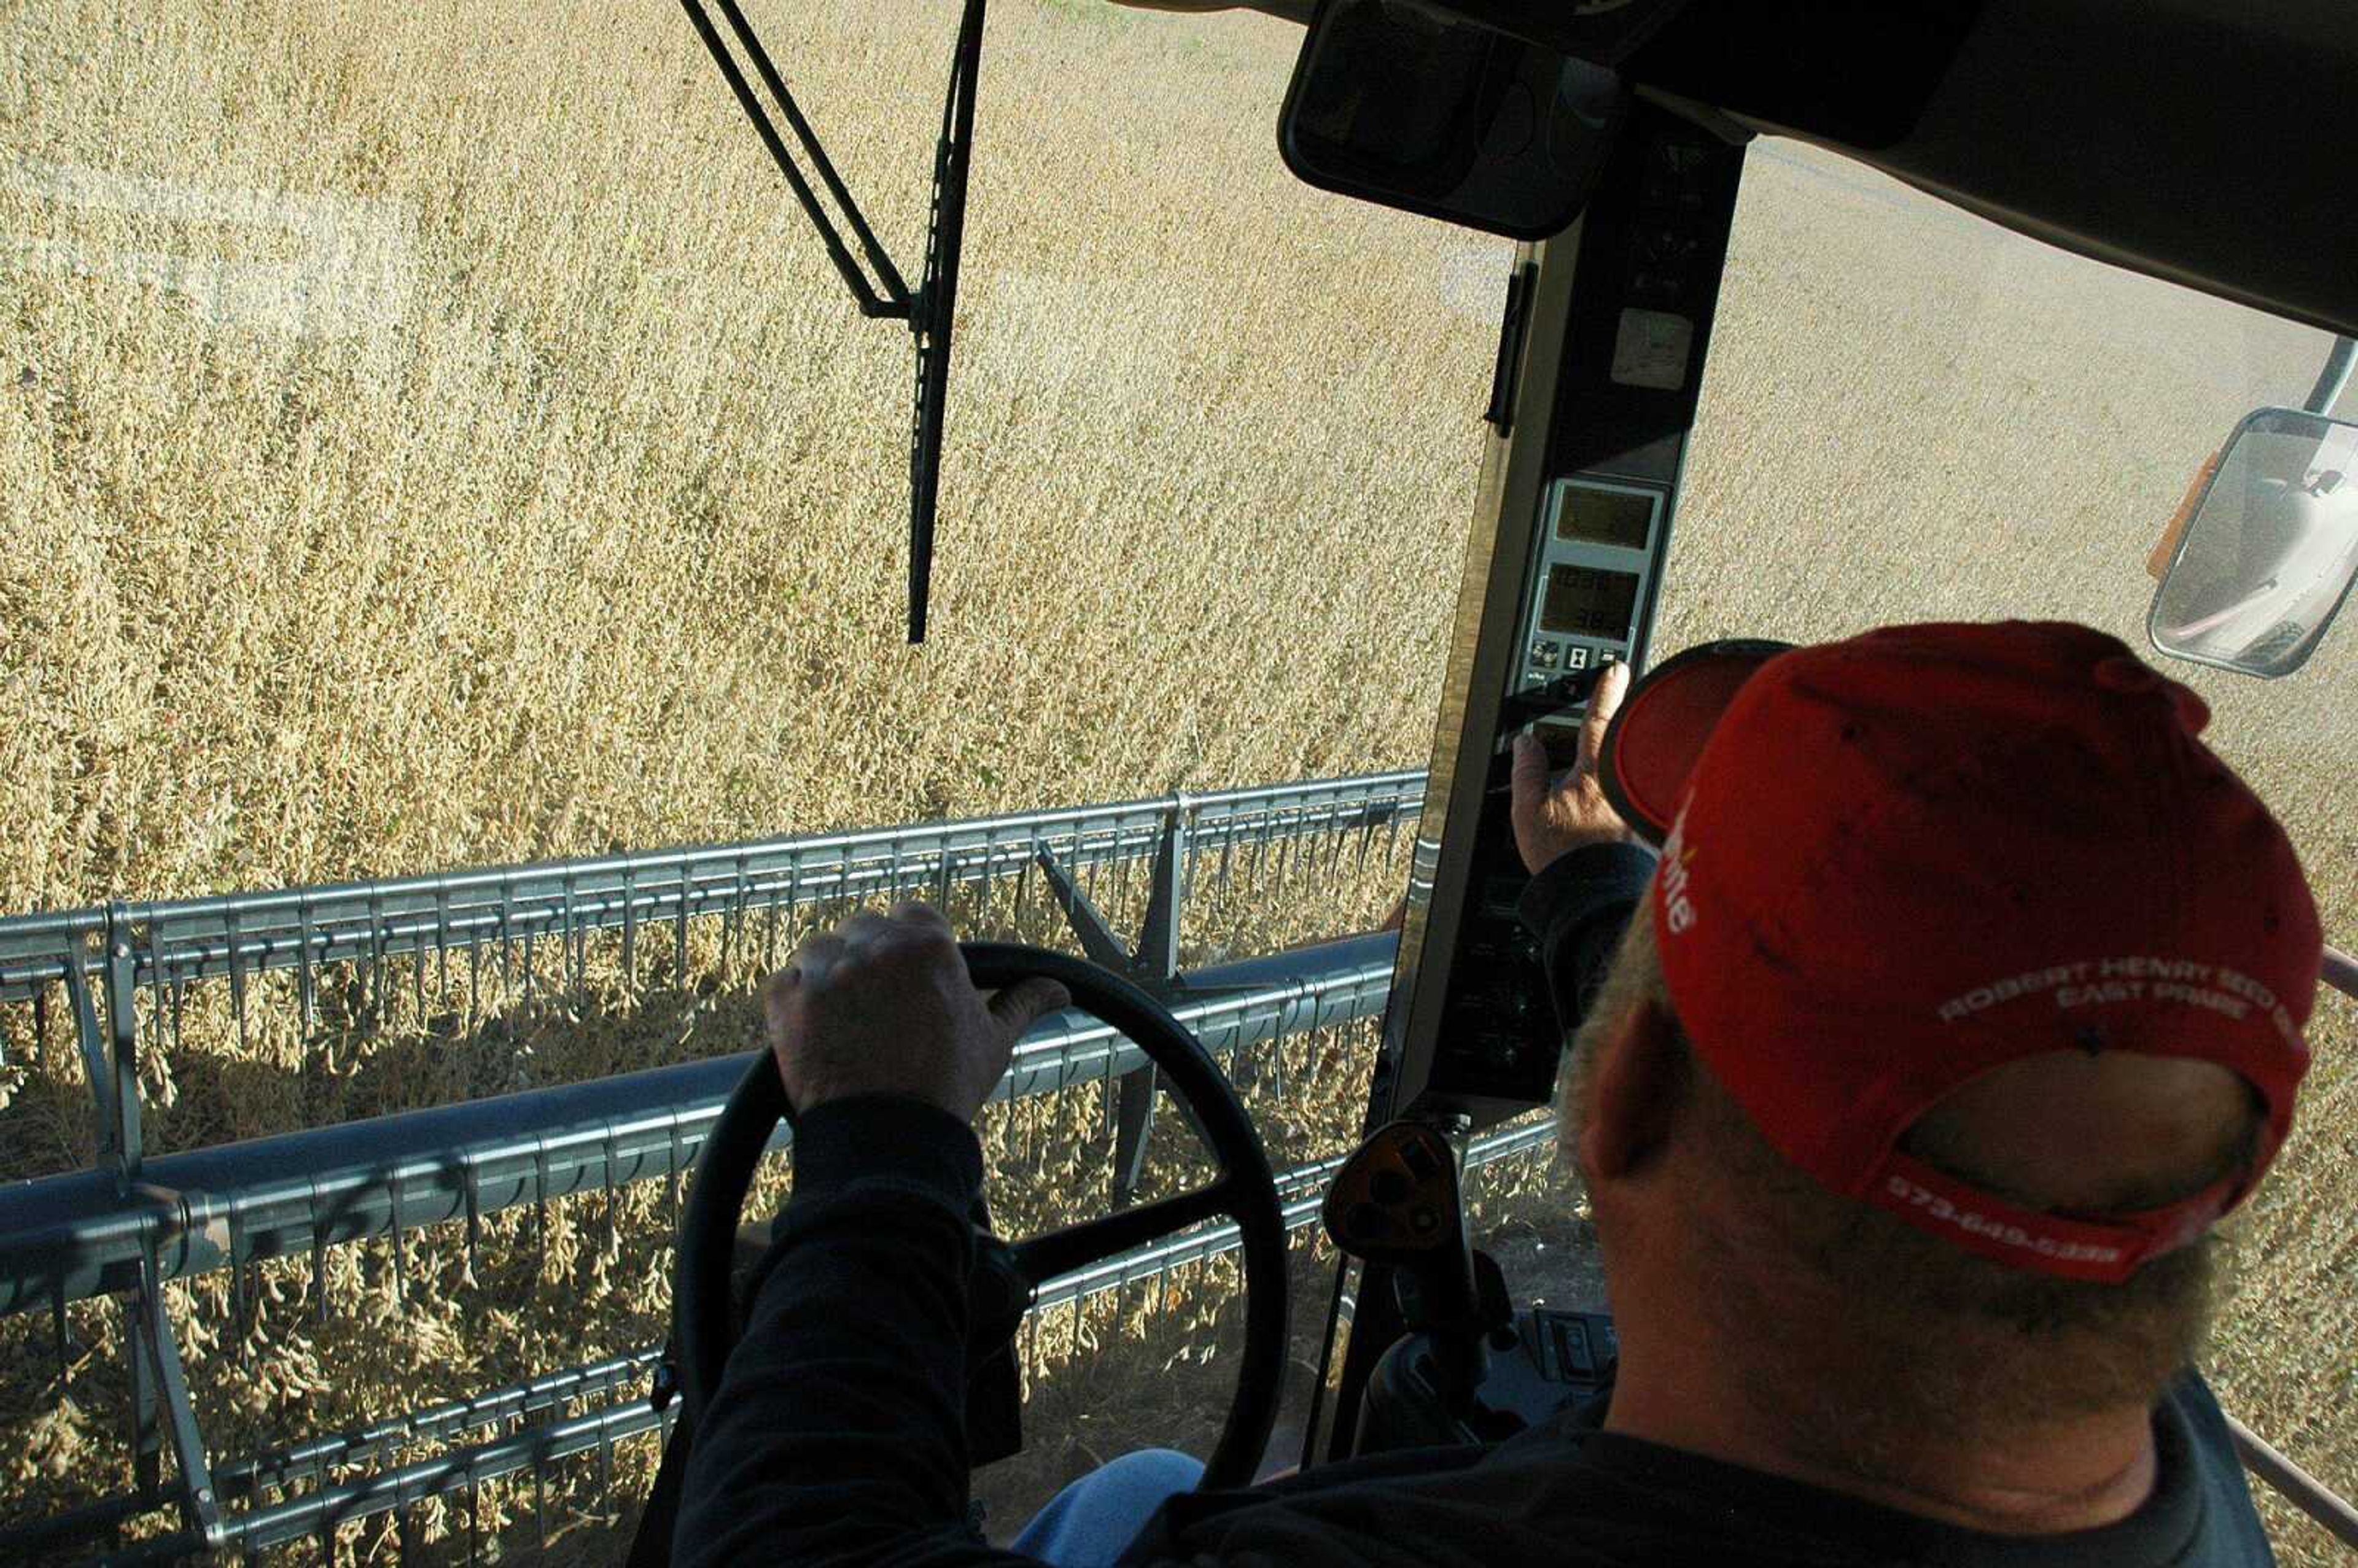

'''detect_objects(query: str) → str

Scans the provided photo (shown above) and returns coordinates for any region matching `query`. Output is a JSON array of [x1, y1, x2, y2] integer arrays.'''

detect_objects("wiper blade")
[[680, 0, 992, 642]]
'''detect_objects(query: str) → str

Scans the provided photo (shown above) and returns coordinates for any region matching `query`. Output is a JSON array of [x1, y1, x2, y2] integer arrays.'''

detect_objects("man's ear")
[[1579, 998, 1686, 1182]]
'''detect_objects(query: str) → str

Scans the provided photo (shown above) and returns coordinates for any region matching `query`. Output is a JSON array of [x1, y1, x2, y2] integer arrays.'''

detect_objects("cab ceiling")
[[1463, 0, 2358, 341]]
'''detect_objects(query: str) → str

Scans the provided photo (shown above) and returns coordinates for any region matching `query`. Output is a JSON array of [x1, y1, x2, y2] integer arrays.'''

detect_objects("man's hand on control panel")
[[1509, 660, 1636, 874], [765, 902, 1072, 1121]]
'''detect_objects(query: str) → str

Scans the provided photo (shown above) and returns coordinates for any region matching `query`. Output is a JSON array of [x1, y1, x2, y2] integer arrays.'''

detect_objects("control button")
[[1598, 648, 1622, 667], [1563, 645, 1590, 670], [1555, 1317, 1595, 1375], [1530, 638, 1560, 670]]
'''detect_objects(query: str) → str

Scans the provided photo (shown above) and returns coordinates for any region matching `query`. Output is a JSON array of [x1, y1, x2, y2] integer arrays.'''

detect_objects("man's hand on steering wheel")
[[765, 902, 1073, 1121], [675, 917, 1290, 1494]]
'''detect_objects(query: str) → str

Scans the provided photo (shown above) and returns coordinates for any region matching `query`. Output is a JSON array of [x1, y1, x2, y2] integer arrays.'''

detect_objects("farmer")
[[677, 620, 2317, 1567]]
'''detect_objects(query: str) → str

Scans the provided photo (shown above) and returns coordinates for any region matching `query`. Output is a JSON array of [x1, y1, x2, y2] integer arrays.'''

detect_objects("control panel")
[[1378, 103, 1745, 1125], [1354, 1306, 1621, 1453], [1513, 479, 1665, 715], [1426, 478, 1676, 1104], [1458, 1308, 1620, 1434]]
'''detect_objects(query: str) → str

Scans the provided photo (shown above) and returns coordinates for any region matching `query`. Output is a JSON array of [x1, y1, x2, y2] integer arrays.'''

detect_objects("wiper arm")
[[679, 0, 991, 641]]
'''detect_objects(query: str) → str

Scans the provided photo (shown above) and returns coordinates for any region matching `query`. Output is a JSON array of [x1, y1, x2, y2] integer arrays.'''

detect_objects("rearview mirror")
[[1278, 0, 1625, 241], [2149, 408, 2358, 678]]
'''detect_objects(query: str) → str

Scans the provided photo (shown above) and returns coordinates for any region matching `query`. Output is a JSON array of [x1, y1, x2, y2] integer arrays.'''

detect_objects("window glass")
[[1476, 142, 2355, 1559]]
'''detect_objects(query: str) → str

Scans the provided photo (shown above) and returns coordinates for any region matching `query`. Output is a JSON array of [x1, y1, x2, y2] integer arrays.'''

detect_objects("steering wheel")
[[672, 942, 1290, 1491]]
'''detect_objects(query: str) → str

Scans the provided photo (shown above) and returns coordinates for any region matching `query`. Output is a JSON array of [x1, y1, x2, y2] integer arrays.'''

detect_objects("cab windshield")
[[1, 3, 2350, 1560]]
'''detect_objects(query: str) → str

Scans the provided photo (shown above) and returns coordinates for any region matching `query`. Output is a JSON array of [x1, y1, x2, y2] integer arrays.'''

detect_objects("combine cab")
[[2, 0, 2355, 1562]]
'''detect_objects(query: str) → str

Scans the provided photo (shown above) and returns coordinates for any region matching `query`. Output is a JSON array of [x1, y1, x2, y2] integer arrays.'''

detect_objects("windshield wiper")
[[677, 0, 989, 642]]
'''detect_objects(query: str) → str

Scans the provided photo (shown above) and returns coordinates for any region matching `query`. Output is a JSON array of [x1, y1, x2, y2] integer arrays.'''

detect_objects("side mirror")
[[1277, 0, 1625, 240], [2149, 408, 2358, 678]]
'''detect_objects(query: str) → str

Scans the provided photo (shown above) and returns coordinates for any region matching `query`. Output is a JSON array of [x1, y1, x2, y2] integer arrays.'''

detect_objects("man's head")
[[1566, 621, 2322, 1453]]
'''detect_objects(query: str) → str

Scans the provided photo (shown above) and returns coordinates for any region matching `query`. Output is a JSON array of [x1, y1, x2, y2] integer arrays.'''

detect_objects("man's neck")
[[1601, 1323, 2161, 1535]]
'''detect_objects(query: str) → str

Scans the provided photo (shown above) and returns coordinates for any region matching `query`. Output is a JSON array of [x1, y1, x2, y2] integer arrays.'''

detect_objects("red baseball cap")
[[1597, 621, 2322, 1283]]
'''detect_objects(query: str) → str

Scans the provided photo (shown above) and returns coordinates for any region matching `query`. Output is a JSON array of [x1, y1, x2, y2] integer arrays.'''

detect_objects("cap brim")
[[1600, 639, 1794, 846]]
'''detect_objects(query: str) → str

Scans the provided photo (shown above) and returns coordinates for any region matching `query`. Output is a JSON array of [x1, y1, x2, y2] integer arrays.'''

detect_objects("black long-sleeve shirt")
[[675, 843, 2276, 1567]]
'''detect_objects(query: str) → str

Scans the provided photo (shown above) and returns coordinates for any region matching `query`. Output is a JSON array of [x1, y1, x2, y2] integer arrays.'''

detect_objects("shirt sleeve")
[[673, 1093, 1041, 1568], [1515, 842, 1658, 1038]]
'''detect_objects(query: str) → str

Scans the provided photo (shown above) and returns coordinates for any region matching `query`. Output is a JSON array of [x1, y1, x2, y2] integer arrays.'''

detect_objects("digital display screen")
[[1555, 486, 1654, 549], [1541, 564, 1641, 638]]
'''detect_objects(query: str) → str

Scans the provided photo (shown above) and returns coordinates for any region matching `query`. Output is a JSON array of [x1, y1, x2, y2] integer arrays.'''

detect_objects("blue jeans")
[[1010, 1449, 1204, 1567]]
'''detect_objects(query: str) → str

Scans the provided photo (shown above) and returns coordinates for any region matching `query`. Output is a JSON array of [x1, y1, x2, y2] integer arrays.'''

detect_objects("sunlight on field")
[[0, 0, 1492, 913], [2, 0, 2354, 1561]]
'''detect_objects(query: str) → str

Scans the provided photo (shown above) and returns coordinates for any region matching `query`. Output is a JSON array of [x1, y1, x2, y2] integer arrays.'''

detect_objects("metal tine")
[[297, 901, 317, 1039], [774, 854, 798, 961], [581, 877, 599, 998], [312, 1219, 330, 1326], [397, 1497, 416, 1566], [602, 1128, 621, 1248], [674, 864, 691, 985], [534, 1443, 548, 1554], [727, 856, 751, 980], [534, 1143, 552, 1288], [437, 888, 453, 1012], [230, 1210, 252, 1363], [368, 892, 388, 1029], [467, 1475, 480, 1566], [467, 937, 483, 1031], [667, 1121, 694, 1235], [498, 898, 514, 1011], [464, 1155, 484, 1286], [225, 907, 251, 1057], [51, 1281, 69, 1373], [621, 864, 639, 999], [1100, 1022, 1121, 1138], [146, 914, 167, 1062], [521, 912, 537, 1017], [557, 879, 577, 1002], [978, 834, 1000, 934], [586, 881, 602, 996], [389, 1168, 407, 1306], [169, 977, 187, 1060]]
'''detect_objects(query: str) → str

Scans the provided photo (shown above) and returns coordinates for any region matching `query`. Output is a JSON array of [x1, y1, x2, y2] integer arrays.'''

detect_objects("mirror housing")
[[1278, 0, 1626, 240], [2149, 407, 2358, 678]]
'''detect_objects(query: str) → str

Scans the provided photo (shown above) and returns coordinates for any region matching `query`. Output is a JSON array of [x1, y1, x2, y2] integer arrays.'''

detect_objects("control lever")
[[1323, 1119, 1506, 1417]]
